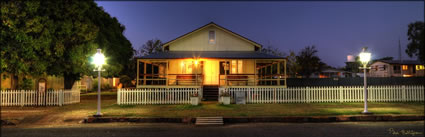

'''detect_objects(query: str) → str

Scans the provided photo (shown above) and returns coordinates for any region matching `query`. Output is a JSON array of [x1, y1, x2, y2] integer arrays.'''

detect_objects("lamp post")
[[92, 49, 105, 117], [359, 47, 372, 114]]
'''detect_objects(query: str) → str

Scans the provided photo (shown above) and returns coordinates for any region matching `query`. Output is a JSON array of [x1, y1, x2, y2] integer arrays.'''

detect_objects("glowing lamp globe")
[[359, 50, 371, 65], [92, 49, 105, 68]]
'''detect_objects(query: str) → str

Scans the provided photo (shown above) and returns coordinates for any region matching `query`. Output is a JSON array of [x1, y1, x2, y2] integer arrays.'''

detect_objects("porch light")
[[194, 60, 198, 65], [91, 49, 106, 117], [359, 47, 372, 115]]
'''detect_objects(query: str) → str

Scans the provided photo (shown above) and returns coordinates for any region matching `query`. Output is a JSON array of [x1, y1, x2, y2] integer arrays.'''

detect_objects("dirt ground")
[[1, 95, 116, 128]]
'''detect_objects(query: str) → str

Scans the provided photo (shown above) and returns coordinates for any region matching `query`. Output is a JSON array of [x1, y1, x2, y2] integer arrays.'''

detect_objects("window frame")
[[208, 30, 216, 45]]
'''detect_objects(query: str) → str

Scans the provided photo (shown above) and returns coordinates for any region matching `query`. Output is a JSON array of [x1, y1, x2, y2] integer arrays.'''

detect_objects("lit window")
[[416, 65, 424, 70], [231, 60, 243, 74], [209, 30, 215, 44], [402, 65, 408, 70], [181, 61, 193, 74], [238, 60, 243, 73], [231, 60, 237, 74]]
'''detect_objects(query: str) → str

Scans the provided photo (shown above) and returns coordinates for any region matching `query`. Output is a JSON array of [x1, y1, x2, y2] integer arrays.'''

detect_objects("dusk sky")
[[96, 1, 424, 67]]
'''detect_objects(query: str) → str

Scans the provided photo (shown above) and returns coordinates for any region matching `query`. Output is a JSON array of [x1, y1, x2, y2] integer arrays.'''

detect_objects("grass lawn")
[[79, 91, 424, 118], [2, 91, 424, 126]]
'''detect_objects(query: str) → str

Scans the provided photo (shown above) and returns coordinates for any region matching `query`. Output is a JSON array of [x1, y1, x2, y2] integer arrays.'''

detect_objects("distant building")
[[310, 68, 353, 78], [369, 60, 424, 77]]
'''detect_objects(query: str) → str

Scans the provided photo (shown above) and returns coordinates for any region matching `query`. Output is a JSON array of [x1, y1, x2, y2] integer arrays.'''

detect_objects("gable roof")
[[162, 22, 262, 50], [374, 60, 422, 65]]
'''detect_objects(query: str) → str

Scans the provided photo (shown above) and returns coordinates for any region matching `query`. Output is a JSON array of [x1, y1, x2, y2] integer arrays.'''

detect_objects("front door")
[[203, 60, 219, 85]]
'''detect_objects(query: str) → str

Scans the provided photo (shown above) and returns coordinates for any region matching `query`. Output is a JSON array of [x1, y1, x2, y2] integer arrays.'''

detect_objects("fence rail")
[[220, 85, 424, 103], [1, 89, 80, 106], [118, 87, 201, 105]]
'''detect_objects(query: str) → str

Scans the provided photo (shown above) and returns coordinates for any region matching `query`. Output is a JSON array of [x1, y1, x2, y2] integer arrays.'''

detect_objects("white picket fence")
[[220, 85, 424, 104], [1, 89, 80, 106], [118, 87, 201, 105]]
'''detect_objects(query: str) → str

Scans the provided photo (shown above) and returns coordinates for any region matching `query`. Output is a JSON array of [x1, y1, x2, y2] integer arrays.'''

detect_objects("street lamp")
[[359, 47, 372, 114], [92, 49, 106, 117]]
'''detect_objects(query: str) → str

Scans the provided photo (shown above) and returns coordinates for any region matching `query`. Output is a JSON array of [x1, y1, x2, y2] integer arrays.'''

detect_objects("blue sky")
[[96, 1, 424, 67]]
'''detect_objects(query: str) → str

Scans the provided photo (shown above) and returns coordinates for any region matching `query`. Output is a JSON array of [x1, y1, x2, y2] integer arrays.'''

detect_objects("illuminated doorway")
[[203, 60, 219, 85]]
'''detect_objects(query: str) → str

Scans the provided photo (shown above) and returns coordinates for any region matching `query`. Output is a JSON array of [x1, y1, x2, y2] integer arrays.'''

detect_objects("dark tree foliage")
[[405, 21, 424, 64], [1, 1, 133, 89], [140, 39, 163, 56], [296, 46, 325, 78], [88, 5, 134, 78], [260, 46, 286, 57], [287, 50, 299, 78]]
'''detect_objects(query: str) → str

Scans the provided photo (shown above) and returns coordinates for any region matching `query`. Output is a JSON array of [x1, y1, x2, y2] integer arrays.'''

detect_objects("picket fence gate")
[[117, 87, 201, 105], [220, 85, 424, 104], [1, 89, 80, 106]]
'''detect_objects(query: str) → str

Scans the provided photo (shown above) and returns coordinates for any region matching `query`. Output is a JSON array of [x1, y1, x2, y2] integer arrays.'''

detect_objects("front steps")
[[195, 117, 223, 126], [203, 85, 219, 101]]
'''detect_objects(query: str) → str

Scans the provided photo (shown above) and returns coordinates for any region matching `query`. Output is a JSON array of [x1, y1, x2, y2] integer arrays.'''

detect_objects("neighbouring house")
[[310, 68, 353, 78], [1, 72, 65, 91], [369, 60, 424, 77], [136, 22, 286, 100]]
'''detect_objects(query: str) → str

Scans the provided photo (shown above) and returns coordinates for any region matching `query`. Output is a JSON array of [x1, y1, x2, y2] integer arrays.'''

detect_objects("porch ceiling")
[[137, 51, 285, 59]]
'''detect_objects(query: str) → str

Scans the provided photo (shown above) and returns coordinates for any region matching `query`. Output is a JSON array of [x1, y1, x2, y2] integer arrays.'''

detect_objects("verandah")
[[136, 58, 287, 87]]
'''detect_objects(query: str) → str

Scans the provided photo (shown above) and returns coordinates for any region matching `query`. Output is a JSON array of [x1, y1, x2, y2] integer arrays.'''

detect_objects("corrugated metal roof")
[[137, 51, 285, 59], [378, 60, 422, 65]]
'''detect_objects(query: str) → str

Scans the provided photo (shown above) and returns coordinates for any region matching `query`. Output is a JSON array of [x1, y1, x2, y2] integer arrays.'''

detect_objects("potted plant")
[[190, 92, 199, 105], [220, 91, 231, 105]]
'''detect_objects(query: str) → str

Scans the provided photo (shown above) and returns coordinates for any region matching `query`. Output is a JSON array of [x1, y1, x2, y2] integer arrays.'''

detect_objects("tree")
[[89, 5, 134, 79], [286, 50, 300, 78], [261, 46, 287, 57], [296, 46, 325, 78], [1, 1, 56, 77], [140, 39, 163, 56], [405, 21, 424, 63], [1, 1, 134, 89]]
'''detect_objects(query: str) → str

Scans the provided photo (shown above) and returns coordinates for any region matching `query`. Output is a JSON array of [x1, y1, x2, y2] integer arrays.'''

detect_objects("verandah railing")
[[1, 89, 80, 106], [117, 87, 201, 105], [220, 85, 424, 103]]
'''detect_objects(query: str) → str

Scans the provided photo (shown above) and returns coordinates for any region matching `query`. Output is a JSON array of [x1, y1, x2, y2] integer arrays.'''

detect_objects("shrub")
[[18, 78, 33, 90], [103, 84, 111, 90], [119, 75, 133, 88], [92, 80, 98, 91]]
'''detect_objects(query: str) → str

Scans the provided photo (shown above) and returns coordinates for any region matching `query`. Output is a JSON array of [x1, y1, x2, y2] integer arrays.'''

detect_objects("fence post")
[[59, 90, 63, 106], [339, 86, 343, 103], [117, 88, 121, 105], [306, 87, 310, 103], [20, 90, 24, 107], [402, 85, 406, 102]]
